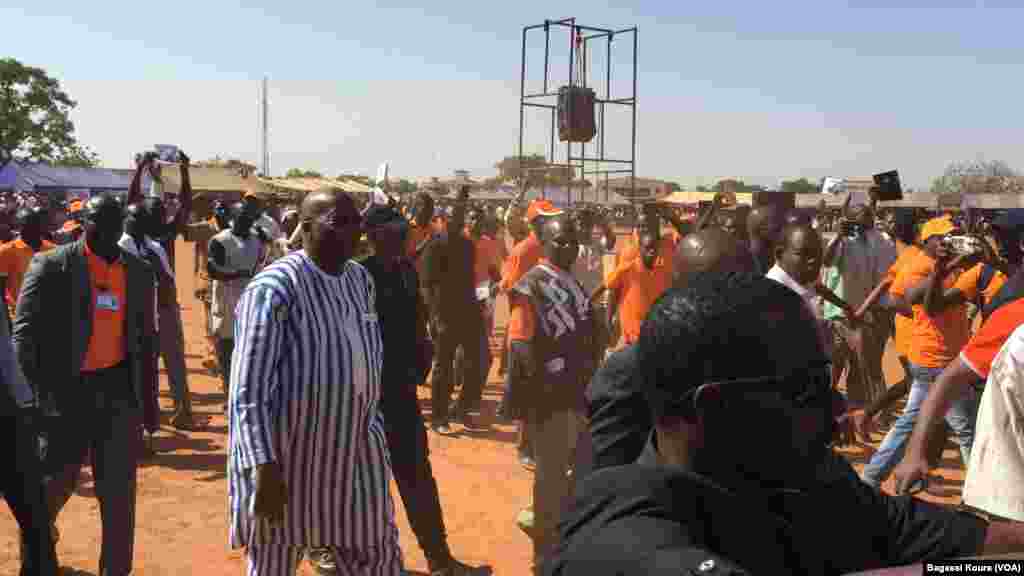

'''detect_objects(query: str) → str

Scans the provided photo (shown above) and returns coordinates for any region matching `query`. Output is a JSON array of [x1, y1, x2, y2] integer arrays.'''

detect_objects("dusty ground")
[[0, 236, 964, 575]]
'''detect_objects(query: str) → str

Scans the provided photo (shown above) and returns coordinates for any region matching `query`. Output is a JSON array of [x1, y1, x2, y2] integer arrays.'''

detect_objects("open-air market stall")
[[258, 177, 373, 211], [157, 165, 271, 220]]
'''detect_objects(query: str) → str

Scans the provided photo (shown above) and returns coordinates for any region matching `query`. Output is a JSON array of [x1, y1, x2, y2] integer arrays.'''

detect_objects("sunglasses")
[[666, 363, 833, 417]]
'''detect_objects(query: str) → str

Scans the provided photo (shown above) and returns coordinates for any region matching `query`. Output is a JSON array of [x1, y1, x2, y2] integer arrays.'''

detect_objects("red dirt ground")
[[0, 237, 964, 575]]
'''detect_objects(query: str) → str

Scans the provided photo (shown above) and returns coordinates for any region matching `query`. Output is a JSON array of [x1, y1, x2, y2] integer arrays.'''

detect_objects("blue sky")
[[4, 0, 1023, 189]]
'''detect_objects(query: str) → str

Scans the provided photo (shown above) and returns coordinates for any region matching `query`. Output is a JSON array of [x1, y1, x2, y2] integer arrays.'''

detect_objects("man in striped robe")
[[228, 189, 402, 576]]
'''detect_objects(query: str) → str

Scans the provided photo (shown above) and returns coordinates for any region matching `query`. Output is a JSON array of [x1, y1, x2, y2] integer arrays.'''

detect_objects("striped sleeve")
[[230, 282, 287, 470]]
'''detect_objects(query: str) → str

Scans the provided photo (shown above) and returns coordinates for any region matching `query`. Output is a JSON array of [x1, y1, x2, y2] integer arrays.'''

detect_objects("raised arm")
[[172, 151, 193, 235]]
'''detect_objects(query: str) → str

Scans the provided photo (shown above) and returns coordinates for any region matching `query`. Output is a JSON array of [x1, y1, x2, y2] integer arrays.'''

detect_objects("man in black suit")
[[1, 303, 58, 575], [13, 193, 155, 576]]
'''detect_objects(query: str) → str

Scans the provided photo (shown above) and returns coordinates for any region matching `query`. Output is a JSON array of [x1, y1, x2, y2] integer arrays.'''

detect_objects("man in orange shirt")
[[0, 207, 55, 322], [592, 208, 673, 347], [404, 192, 437, 277], [861, 215, 978, 489], [13, 194, 155, 575], [467, 208, 502, 385], [893, 210, 1024, 494]]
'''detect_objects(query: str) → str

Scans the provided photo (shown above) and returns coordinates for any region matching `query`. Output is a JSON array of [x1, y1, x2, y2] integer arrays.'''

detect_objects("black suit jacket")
[[12, 239, 155, 415]]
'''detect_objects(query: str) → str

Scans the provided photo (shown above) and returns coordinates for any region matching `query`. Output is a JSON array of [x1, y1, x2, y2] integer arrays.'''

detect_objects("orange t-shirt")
[[885, 245, 924, 358], [961, 298, 1024, 379], [605, 256, 673, 344], [616, 233, 676, 272], [471, 233, 503, 286], [502, 234, 544, 341], [82, 242, 127, 372], [954, 263, 1007, 308], [0, 238, 56, 308], [890, 251, 970, 368]]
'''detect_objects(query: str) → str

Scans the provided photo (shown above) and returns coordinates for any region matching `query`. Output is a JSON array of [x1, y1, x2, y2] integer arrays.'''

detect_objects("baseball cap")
[[919, 216, 956, 242], [68, 200, 83, 214], [362, 204, 408, 232], [526, 199, 563, 222]]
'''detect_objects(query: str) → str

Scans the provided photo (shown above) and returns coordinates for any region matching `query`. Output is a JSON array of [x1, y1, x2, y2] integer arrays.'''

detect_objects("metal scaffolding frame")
[[518, 18, 638, 205]]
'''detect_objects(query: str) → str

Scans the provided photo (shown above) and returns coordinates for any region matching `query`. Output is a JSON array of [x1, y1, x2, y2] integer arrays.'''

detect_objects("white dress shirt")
[[119, 233, 173, 325], [766, 264, 819, 319]]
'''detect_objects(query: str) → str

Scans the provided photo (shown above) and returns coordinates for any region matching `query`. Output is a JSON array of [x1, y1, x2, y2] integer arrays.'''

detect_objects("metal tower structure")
[[260, 77, 270, 177], [518, 18, 638, 205]]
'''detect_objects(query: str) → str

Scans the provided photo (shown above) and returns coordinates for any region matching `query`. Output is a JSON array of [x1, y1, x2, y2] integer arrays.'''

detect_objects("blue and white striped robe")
[[228, 252, 399, 556]]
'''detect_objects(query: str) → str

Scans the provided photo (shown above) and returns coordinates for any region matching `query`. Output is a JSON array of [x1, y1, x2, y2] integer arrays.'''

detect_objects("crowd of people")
[[5, 158, 1024, 575]]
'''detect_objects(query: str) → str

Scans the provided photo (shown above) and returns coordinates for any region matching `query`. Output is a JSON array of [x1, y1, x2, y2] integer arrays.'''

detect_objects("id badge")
[[96, 292, 120, 312]]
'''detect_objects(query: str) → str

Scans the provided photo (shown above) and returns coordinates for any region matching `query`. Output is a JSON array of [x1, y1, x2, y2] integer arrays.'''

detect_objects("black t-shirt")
[[359, 255, 426, 394], [420, 231, 478, 322], [550, 446, 988, 576]]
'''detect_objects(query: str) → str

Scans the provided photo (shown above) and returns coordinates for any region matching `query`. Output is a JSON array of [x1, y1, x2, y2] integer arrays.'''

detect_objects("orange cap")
[[526, 199, 563, 221], [62, 220, 81, 232], [68, 200, 83, 214], [919, 215, 956, 242]]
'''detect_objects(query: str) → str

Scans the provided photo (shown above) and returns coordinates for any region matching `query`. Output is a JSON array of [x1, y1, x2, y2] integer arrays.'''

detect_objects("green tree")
[[667, 181, 682, 192], [780, 177, 818, 194], [0, 58, 98, 170], [930, 159, 1023, 195], [695, 185, 709, 192], [285, 168, 323, 178], [712, 179, 751, 193], [396, 179, 417, 195]]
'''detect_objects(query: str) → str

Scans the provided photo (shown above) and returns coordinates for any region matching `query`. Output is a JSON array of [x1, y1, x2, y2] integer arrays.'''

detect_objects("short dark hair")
[[637, 271, 821, 424]]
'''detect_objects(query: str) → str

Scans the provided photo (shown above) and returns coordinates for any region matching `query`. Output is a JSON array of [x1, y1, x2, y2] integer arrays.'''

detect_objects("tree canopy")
[[0, 58, 98, 170], [285, 168, 323, 178], [930, 159, 1024, 195], [779, 177, 818, 194]]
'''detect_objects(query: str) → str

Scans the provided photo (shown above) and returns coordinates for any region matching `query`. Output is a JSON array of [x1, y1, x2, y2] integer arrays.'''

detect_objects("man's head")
[[746, 204, 783, 249], [847, 203, 873, 229], [300, 189, 361, 267], [82, 194, 125, 258], [243, 192, 265, 217], [673, 227, 754, 287], [637, 272, 832, 489], [775, 224, 823, 286], [636, 205, 662, 270], [990, 211, 1024, 270], [467, 207, 485, 238], [526, 199, 564, 241], [230, 201, 259, 237], [890, 210, 917, 246], [784, 209, 812, 228], [919, 215, 958, 259], [141, 197, 165, 235], [412, 192, 435, 228], [716, 212, 739, 239], [363, 204, 408, 264], [573, 208, 596, 245], [16, 206, 47, 242], [541, 213, 579, 271], [124, 203, 146, 240]]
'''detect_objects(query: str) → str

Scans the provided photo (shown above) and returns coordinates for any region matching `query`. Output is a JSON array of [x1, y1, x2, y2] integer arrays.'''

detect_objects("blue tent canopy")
[[0, 162, 139, 198]]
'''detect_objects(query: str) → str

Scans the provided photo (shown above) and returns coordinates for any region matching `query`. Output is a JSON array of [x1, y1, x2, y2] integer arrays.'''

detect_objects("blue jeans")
[[861, 363, 978, 488]]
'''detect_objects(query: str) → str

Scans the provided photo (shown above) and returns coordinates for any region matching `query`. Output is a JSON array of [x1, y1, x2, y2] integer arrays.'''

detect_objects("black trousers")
[[381, 387, 450, 566], [431, 314, 484, 425], [42, 363, 141, 576], [1, 414, 58, 576]]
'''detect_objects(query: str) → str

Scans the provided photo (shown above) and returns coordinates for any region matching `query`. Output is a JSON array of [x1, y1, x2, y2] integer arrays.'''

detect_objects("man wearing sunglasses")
[[547, 272, 1024, 576]]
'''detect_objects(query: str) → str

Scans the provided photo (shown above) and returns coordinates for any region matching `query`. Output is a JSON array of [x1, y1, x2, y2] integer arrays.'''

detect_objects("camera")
[[942, 235, 985, 258]]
